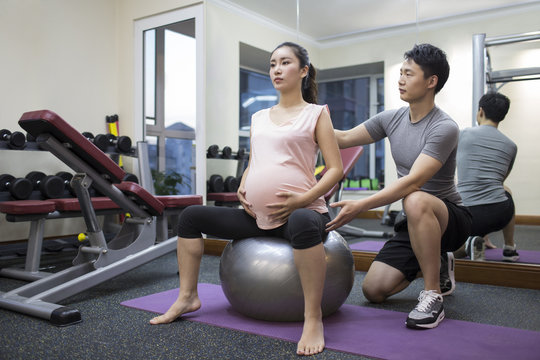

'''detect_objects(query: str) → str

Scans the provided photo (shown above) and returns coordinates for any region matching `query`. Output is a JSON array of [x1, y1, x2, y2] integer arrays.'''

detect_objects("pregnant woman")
[[150, 42, 343, 356]]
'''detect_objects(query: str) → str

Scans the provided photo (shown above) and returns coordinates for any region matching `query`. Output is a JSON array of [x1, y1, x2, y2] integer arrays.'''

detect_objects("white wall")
[[0, 0, 119, 241]]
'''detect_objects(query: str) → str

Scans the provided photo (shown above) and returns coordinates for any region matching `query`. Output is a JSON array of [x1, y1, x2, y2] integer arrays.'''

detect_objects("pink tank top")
[[244, 103, 328, 229]]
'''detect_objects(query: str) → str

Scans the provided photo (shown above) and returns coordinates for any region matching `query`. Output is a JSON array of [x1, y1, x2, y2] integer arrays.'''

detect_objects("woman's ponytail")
[[302, 63, 318, 104]]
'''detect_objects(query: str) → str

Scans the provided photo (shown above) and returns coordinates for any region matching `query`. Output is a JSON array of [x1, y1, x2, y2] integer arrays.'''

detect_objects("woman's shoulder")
[[252, 107, 270, 120], [310, 103, 328, 112]]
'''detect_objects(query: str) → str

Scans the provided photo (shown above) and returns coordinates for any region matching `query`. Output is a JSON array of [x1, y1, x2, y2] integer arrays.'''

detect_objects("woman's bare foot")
[[149, 295, 201, 324], [484, 237, 497, 249], [296, 316, 325, 356]]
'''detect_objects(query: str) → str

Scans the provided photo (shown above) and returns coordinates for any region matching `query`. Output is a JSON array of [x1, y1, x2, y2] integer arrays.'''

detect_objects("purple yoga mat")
[[121, 283, 540, 359], [350, 241, 540, 264], [349, 240, 385, 252], [484, 248, 540, 263]]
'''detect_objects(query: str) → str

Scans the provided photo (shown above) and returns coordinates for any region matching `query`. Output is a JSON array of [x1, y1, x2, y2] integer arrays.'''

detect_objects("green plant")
[[151, 169, 190, 195]]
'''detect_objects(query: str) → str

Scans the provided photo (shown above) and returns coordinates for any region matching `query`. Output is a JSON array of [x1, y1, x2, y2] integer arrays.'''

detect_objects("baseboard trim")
[[515, 215, 540, 226], [358, 211, 540, 226], [204, 238, 540, 290]]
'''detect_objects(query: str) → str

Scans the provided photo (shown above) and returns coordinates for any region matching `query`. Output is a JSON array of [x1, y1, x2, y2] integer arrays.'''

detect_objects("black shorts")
[[374, 199, 472, 282], [467, 191, 515, 237]]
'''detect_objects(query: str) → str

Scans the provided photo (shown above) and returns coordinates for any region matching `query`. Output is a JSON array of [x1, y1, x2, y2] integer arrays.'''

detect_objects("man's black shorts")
[[374, 199, 472, 282], [467, 191, 514, 237]]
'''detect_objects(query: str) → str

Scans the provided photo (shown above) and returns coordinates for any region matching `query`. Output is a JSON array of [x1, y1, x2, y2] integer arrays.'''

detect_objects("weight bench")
[[0, 109, 201, 325], [207, 192, 240, 206], [0, 198, 123, 282]]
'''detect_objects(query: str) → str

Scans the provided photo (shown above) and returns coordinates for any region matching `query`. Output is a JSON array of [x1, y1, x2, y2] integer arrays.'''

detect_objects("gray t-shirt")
[[364, 106, 462, 204], [457, 125, 517, 206]]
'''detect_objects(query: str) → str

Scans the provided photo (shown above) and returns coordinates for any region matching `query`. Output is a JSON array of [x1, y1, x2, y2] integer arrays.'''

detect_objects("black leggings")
[[177, 205, 330, 249]]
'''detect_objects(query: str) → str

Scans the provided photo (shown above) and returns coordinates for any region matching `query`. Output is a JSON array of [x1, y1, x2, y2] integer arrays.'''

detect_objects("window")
[[319, 75, 385, 186], [143, 19, 197, 195], [238, 68, 278, 151]]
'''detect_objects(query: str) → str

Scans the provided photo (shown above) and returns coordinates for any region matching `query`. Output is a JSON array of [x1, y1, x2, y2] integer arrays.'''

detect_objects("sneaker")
[[406, 290, 445, 329], [440, 252, 455, 296], [503, 245, 520, 262], [465, 236, 485, 261]]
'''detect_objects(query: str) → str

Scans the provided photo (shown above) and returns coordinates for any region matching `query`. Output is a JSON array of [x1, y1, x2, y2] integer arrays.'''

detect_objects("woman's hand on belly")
[[266, 191, 305, 223], [237, 186, 256, 219]]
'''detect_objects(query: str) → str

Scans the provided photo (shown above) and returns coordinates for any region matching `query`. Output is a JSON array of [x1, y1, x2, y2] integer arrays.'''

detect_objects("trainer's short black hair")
[[479, 92, 510, 123], [404, 44, 450, 94]]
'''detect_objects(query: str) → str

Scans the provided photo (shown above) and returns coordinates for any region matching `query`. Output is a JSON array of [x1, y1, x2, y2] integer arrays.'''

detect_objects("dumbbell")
[[26, 171, 65, 199], [123, 173, 139, 183], [0, 129, 26, 150], [207, 144, 219, 158], [207, 174, 224, 193], [224, 176, 239, 192], [94, 134, 132, 153], [106, 114, 118, 123], [221, 146, 232, 159], [56, 171, 76, 197], [0, 174, 33, 200], [56, 171, 103, 197], [82, 132, 109, 151], [236, 147, 247, 160], [110, 134, 132, 153], [26, 132, 36, 142]]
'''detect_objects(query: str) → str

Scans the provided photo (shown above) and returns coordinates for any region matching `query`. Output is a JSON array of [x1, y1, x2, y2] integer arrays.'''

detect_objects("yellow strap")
[[314, 165, 325, 176], [108, 122, 123, 167]]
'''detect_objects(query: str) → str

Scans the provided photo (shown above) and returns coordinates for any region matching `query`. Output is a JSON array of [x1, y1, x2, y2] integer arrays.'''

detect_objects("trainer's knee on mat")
[[362, 282, 387, 304]]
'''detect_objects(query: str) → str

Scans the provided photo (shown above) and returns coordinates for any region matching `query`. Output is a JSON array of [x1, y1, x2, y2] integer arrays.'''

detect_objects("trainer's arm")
[[334, 123, 376, 149], [326, 153, 443, 231]]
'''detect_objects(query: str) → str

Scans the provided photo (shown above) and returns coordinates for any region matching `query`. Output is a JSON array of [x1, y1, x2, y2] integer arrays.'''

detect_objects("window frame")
[[134, 5, 205, 197]]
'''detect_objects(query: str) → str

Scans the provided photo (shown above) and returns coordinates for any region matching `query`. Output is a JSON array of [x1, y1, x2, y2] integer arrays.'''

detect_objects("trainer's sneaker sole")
[[406, 310, 445, 329], [503, 254, 520, 262]]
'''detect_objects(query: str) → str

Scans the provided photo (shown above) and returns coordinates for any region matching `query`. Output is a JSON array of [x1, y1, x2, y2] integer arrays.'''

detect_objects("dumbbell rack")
[[1, 137, 138, 200], [206, 145, 248, 178], [0, 136, 139, 282], [206, 146, 248, 206], [0, 136, 137, 155]]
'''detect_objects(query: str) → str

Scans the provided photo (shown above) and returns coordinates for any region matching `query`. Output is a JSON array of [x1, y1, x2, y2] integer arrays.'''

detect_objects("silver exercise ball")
[[219, 231, 355, 322]]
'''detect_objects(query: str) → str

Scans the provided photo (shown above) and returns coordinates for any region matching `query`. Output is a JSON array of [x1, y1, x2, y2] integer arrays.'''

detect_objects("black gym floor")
[[1, 218, 539, 359]]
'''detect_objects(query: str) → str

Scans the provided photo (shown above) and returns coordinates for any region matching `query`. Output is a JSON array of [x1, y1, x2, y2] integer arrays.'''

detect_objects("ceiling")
[[223, 0, 540, 42]]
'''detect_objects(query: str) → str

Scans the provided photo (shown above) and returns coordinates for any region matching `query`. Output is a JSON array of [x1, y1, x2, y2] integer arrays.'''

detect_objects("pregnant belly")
[[244, 169, 306, 228]]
